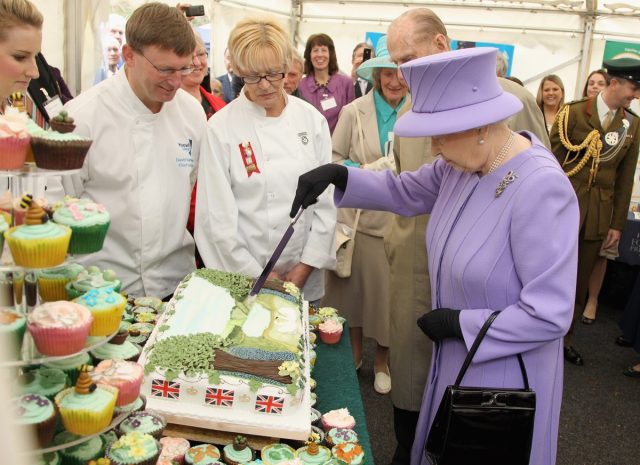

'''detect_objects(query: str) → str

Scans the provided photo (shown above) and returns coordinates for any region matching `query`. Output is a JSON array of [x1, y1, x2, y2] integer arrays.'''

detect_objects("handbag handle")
[[454, 311, 530, 391]]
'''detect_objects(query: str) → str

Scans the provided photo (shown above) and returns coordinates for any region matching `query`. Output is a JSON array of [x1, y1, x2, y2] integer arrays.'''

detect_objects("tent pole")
[[575, 2, 596, 100]]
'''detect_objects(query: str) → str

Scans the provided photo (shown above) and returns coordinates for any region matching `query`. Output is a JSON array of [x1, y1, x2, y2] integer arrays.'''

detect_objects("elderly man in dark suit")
[[216, 48, 235, 103], [550, 57, 640, 366]]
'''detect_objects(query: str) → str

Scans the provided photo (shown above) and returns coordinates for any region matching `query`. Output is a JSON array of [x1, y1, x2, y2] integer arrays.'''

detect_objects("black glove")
[[417, 308, 462, 342], [289, 164, 348, 217]]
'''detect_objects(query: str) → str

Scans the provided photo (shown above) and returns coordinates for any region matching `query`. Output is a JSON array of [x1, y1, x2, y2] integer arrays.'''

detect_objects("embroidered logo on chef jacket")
[[297, 132, 309, 145], [176, 138, 195, 168]]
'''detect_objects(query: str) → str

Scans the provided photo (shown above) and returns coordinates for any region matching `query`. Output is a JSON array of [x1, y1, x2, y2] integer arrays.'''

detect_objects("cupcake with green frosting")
[[117, 411, 166, 439], [261, 444, 296, 465], [37, 263, 85, 302], [15, 393, 57, 447], [326, 428, 358, 447], [19, 368, 68, 400], [31, 126, 92, 170], [223, 435, 255, 465], [53, 431, 105, 465], [74, 287, 126, 336], [90, 337, 141, 363], [133, 296, 162, 310], [127, 323, 154, 345], [331, 444, 364, 465], [113, 394, 146, 416], [295, 443, 331, 465], [55, 365, 118, 435], [65, 266, 121, 300], [106, 432, 161, 465], [5, 199, 71, 268], [0, 306, 26, 355], [43, 351, 90, 384], [52, 197, 110, 254], [186, 444, 222, 465]]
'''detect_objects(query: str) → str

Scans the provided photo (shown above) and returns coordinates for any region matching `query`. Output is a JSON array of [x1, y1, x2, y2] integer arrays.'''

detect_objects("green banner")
[[603, 40, 640, 63]]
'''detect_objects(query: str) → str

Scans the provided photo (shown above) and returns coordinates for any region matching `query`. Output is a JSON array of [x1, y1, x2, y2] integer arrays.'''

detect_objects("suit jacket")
[[385, 80, 552, 411], [354, 79, 372, 98], [550, 97, 640, 240], [216, 73, 235, 103], [331, 92, 393, 237]]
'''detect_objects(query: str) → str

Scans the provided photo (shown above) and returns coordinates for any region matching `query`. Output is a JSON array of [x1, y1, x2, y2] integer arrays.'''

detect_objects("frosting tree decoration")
[[233, 435, 248, 451], [75, 364, 97, 394], [21, 194, 49, 224]]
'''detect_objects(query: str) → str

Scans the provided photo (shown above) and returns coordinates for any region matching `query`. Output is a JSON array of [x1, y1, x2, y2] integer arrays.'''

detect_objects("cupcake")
[[223, 435, 255, 465], [27, 301, 93, 356], [18, 368, 69, 400], [90, 338, 141, 363], [185, 444, 222, 465], [295, 443, 331, 465], [5, 198, 71, 268], [308, 314, 322, 330], [14, 393, 56, 447], [117, 411, 166, 439], [55, 365, 118, 435], [43, 351, 91, 384], [331, 444, 364, 465], [37, 263, 85, 302], [321, 409, 355, 432], [30, 126, 92, 170], [133, 296, 162, 310], [53, 431, 105, 465], [261, 444, 296, 465], [318, 319, 343, 345], [325, 428, 358, 448], [110, 325, 130, 344], [52, 197, 110, 254], [74, 287, 126, 336], [0, 306, 26, 355], [133, 309, 156, 324], [113, 394, 146, 416], [49, 110, 76, 133], [91, 359, 144, 406], [0, 109, 31, 169], [66, 266, 121, 299], [159, 437, 191, 464], [106, 432, 161, 465], [127, 323, 154, 345]]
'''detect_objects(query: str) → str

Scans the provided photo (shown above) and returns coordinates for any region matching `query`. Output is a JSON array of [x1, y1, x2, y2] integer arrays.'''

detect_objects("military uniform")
[[550, 96, 640, 321]]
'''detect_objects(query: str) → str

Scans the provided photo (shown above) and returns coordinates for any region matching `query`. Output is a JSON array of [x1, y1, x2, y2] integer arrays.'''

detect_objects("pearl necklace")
[[488, 131, 515, 173]]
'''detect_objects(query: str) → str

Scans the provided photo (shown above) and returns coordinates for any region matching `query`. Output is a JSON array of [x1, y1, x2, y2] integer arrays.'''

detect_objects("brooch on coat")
[[495, 170, 518, 198], [239, 141, 260, 177]]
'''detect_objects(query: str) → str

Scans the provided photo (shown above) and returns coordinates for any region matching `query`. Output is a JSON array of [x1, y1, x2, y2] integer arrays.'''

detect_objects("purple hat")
[[394, 47, 523, 137]]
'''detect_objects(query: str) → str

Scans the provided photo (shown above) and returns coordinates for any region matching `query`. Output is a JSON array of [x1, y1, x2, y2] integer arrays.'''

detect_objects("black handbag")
[[425, 311, 536, 465]]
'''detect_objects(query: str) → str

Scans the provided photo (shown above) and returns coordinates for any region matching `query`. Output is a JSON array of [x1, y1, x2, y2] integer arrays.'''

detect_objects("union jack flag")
[[151, 379, 180, 400], [205, 387, 235, 407], [255, 394, 284, 414]]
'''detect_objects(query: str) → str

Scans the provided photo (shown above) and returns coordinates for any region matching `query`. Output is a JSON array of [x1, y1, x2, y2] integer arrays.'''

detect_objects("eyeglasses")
[[239, 73, 286, 85], [138, 51, 193, 76]]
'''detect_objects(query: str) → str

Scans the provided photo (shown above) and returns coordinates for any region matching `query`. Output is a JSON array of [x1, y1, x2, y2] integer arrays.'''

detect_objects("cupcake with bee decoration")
[[4, 194, 71, 267]]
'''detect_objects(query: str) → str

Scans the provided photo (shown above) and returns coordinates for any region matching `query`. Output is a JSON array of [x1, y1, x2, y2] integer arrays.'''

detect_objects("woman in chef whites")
[[194, 17, 336, 303]]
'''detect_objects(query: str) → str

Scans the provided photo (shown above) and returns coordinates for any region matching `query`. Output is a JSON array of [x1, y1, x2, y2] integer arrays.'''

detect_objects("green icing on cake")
[[91, 340, 140, 361], [193, 269, 252, 301], [15, 394, 54, 425], [54, 431, 104, 460], [108, 432, 158, 462], [186, 444, 221, 465], [53, 197, 110, 227], [114, 395, 144, 414], [67, 267, 120, 293], [20, 368, 68, 398], [38, 130, 84, 141], [10, 222, 68, 239], [43, 352, 90, 371], [262, 444, 295, 464], [36, 452, 61, 465], [223, 444, 253, 464], [296, 446, 331, 465], [119, 411, 165, 435], [58, 386, 115, 412], [327, 428, 358, 445], [74, 287, 125, 311], [38, 263, 85, 280]]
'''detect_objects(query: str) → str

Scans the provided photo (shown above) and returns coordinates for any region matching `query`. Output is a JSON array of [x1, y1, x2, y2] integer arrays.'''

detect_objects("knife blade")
[[249, 208, 305, 297]]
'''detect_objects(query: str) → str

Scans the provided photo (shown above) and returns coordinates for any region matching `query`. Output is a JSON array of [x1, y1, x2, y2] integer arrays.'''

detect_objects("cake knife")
[[248, 207, 305, 297]]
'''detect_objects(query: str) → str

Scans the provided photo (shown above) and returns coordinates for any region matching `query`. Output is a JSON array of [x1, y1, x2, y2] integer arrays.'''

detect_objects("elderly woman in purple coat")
[[290, 48, 579, 465]]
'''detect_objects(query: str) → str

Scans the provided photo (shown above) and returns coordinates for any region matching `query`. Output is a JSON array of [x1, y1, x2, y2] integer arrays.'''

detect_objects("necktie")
[[602, 110, 614, 131]]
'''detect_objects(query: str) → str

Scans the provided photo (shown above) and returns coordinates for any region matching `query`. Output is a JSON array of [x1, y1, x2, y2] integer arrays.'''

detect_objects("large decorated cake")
[[138, 269, 311, 439]]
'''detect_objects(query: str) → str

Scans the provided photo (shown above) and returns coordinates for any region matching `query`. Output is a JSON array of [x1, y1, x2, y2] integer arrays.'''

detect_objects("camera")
[[184, 5, 205, 17], [362, 48, 372, 62]]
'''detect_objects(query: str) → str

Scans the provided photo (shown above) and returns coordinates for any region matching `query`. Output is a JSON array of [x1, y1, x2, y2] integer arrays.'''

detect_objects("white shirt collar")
[[596, 92, 615, 124]]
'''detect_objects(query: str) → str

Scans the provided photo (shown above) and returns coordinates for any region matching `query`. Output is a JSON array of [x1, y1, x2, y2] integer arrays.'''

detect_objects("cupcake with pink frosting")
[[91, 359, 144, 406], [27, 301, 93, 356], [319, 319, 343, 345], [159, 437, 191, 464], [52, 197, 110, 254], [0, 109, 30, 169], [321, 408, 356, 432]]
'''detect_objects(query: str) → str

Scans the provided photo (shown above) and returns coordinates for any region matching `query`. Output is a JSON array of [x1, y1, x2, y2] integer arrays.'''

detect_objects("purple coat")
[[337, 133, 578, 465]]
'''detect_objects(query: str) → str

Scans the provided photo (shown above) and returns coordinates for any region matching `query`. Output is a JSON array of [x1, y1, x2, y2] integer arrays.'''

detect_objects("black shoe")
[[564, 346, 584, 366], [581, 315, 595, 325], [615, 336, 633, 347], [623, 366, 640, 378]]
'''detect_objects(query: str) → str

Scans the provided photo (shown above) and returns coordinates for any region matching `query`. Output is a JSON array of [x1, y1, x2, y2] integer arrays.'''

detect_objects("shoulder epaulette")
[[625, 107, 639, 118], [565, 97, 590, 106]]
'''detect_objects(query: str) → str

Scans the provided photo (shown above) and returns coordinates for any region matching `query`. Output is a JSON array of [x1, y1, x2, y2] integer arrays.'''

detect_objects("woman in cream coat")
[[322, 36, 407, 394]]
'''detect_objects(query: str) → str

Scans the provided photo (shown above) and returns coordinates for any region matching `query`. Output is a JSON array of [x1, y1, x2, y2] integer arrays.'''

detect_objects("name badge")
[[320, 96, 337, 111], [43, 96, 64, 120]]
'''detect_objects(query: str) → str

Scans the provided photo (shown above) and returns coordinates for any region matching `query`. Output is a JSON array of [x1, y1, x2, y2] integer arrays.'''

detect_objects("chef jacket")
[[194, 91, 336, 301], [53, 69, 206, 297]]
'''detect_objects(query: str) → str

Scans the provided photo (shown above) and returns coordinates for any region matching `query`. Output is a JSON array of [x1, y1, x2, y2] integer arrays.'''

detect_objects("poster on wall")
[[451, 40, 515, 77]]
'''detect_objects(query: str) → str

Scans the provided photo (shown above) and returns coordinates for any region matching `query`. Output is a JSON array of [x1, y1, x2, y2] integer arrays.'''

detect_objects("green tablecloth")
[[314, 323, 373, 465]]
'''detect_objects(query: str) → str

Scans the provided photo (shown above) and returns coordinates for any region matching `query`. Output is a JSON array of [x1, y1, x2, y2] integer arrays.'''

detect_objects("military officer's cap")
[[603, 57, 640, 87]]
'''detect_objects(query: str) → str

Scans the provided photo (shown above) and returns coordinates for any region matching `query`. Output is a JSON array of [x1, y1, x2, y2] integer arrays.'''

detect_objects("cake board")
[[163, 422, 278, 449]]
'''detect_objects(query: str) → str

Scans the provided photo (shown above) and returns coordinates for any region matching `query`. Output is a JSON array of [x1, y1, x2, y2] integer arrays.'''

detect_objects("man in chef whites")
[[55, 2, 207, 299]]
